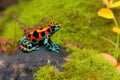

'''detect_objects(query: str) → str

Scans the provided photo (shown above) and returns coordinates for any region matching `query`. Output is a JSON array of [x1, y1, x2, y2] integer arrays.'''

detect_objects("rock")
[[0, 58, 5, 68], [0, 0, 18, 11], [0, 46, 70, 80]]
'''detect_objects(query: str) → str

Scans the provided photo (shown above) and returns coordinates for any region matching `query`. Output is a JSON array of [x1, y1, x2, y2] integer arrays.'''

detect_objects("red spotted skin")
[[26, 25, 53, 43]]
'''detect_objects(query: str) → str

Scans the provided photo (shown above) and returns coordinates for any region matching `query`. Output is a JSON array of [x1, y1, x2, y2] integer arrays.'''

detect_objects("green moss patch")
[[34, 48, 120, 80]]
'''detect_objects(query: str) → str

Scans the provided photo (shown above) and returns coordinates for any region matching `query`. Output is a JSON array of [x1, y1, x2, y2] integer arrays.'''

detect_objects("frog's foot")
[[20, 45, 40, 52], [28, 45, 40, 52], [48, 46, 59, 53], [44, 39, 60, 53], [51, 42, 60, 50]]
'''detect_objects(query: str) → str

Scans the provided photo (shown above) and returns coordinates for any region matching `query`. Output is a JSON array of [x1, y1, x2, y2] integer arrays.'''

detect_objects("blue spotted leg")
[[44, 38, 60, 53]]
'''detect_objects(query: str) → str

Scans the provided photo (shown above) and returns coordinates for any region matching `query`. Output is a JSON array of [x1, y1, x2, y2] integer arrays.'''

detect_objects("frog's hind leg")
[[44, 38, 60, 53], [19, 38, 39, 52]]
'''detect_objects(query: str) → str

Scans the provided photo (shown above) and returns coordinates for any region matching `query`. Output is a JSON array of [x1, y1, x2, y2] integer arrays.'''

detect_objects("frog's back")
[[25, 25, 52, 43]]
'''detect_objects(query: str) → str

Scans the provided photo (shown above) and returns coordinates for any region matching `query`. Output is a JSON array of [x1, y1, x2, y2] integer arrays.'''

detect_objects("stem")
[[100, 36, 119, 49], [12, 14, 24, 25], [113, 17, 119, 28], [113, 17, 119, 47], [14, 24, 16, 43]]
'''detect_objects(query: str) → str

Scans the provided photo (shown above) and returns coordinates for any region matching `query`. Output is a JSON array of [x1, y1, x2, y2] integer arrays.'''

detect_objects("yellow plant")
[[113, 27, 120, 34], [103, 0, 120, 8], [97, 0, 120, 49]]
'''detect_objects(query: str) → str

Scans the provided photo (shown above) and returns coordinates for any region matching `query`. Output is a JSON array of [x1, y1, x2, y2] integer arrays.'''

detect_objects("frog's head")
[[49, 21, 62, 33]]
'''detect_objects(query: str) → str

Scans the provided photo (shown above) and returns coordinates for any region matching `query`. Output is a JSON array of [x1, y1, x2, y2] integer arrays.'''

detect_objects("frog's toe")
[[53, 45, 60, 50], [47, 46, 59, 53], [51, 43, 60, 49], [51, 48, 59, 53], [30, 45, 40, 51], [55, 47, 60, 50]]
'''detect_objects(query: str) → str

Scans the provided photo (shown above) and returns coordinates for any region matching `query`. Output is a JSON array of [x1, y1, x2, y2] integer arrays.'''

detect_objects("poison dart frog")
[[19, 21, 61, 53]]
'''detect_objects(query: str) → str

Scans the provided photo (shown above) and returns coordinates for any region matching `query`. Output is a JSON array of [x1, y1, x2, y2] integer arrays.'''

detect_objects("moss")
[[34, 48, 120, 80], [34, 65, 60, 80], [64, 48, 120, 80]]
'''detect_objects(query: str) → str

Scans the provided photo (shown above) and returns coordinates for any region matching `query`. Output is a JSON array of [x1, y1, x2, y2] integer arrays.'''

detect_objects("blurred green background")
[[0, 0, 120, 79]]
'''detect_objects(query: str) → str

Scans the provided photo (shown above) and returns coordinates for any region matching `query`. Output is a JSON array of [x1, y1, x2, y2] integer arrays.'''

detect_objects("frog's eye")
[[49, 21, 56, 26], [51, 26, 55, 31], [56, 26, 60, 28], [50, 21, 56, 25]]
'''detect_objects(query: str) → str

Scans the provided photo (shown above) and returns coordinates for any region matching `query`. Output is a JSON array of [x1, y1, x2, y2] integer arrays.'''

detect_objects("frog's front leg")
[[44, 38, 60, 53]]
